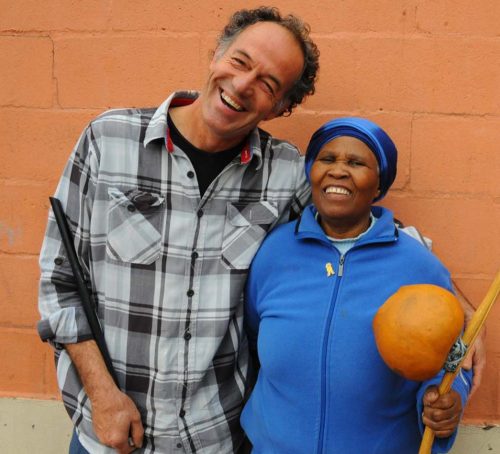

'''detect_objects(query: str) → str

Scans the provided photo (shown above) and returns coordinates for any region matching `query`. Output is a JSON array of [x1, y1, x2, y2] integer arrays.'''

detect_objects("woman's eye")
[[349, 160, 363, 166]]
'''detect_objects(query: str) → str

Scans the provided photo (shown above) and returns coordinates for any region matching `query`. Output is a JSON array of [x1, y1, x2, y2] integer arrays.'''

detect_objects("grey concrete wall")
[[0, 398, 498, 453]]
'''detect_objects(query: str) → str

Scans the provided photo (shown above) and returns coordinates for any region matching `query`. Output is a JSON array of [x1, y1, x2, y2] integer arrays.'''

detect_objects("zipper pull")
[[338, 255, 345, 277]]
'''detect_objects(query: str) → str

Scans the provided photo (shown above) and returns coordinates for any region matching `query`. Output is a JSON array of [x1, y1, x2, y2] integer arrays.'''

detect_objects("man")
[[38, 6, 483, 454], [38, 7, 319, 454]]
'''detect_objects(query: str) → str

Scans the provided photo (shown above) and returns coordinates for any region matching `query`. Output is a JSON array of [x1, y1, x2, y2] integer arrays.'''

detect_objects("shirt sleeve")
[[286, 155, 312, 222], [37, 124, 98, 348]]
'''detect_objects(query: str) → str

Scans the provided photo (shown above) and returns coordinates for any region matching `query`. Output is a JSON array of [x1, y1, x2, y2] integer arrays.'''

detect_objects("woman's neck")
[[319, 213, 373, 240]]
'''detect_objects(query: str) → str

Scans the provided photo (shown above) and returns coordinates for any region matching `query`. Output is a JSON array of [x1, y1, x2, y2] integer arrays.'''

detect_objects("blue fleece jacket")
[[242, 205, 471, 454]]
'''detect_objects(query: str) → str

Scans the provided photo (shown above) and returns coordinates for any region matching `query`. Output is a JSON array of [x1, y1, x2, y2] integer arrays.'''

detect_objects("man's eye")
[[231, 57, 245, 67], [262, 81, 275, 96]]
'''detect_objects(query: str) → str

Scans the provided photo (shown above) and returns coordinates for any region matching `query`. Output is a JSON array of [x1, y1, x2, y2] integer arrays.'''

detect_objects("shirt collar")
[[295, 204, 398, 246], [144, 90, 263, 168]]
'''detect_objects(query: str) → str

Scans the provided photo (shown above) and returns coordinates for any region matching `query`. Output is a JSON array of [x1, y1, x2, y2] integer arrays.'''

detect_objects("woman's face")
[[310, 136, 380, 238]]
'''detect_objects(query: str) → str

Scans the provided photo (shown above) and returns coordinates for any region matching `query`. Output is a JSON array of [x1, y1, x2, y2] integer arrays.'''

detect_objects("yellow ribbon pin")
[[326, 262, 334, 277]]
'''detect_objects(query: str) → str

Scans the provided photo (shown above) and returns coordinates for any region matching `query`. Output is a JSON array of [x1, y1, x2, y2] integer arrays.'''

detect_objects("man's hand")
[[92, 385, 144, 453], [452, 281, 486, 397], [66, 340, 144, 452], [422, 386, 462, 438]]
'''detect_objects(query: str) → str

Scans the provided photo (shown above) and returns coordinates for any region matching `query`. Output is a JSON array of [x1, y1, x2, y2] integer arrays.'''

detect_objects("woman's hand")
[[422, 386, 462, 438]]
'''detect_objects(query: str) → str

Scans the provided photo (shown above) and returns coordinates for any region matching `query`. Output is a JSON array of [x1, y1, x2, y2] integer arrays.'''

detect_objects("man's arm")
[[452, 281, 486, 397], [38, 123, 144, 450], [66, 341, 143, 453], [397, 224, 486, 396]]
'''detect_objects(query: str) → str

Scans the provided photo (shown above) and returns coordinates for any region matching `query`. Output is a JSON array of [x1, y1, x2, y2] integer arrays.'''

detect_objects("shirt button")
[[191, 251, 199, 260], [187, 171, 195, 179], [197, 209, 203, 218], [127, 204, 136, 212], [54, 257, 64, 266], [176, 442, 183, 448], [187, 289, 194, 297], [184, 332, 192, 341], [179, 409, 185, 418]]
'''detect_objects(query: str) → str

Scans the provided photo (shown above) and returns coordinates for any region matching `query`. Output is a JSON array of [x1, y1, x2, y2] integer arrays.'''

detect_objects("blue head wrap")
[[305, 117, 398, 201]]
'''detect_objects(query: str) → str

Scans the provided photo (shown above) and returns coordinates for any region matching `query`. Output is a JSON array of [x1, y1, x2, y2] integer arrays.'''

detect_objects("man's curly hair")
[[216, 6, 320, 116]]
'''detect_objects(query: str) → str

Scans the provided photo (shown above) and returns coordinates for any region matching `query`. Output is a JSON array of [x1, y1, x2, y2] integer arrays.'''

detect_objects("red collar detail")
[[171, 97, 195, 107], [240, 144, 252, 164]]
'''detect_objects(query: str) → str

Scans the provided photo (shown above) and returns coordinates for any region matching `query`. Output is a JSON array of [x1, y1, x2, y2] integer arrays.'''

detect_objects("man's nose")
[[233, 71, 255, 96]]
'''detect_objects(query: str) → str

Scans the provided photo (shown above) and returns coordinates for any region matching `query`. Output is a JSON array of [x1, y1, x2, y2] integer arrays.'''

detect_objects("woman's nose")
[[327, 162, 349, 178]]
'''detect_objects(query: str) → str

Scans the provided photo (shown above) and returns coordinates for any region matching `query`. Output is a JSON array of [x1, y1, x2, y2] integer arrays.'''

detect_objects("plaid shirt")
[[38, 91, 310, 453]]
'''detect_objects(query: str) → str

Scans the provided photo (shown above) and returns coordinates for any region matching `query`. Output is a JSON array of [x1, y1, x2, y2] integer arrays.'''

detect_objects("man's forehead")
[[227, 22, 299, 56], [223, 22, 304, 82]]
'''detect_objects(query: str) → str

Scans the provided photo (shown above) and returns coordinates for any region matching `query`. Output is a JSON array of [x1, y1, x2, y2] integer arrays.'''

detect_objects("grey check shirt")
[[38, 91, 310, 453]]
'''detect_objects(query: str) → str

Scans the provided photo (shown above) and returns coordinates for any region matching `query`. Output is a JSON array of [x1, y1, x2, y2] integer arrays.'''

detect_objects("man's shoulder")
[[92, 106, 157, 126], [257, 127, 302, 158]]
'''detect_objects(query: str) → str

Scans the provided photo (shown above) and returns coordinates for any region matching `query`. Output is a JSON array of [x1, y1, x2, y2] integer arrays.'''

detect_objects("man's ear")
[[264, 100, 288, 120]]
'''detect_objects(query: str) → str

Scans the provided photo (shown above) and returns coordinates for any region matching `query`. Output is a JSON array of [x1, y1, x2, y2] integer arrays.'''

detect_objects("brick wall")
[[0, 0, 498, 423]]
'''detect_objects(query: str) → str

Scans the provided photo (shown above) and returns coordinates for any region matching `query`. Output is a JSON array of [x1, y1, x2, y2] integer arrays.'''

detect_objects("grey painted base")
[[0, 397, 498, 453]]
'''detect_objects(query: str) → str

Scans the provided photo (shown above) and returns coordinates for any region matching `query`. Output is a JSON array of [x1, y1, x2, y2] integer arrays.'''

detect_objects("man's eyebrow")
[[233, 49, 282, 90]]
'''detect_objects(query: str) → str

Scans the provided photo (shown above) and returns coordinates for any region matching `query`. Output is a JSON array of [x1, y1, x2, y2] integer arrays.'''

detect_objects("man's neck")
[[169, 98, 248, 152]]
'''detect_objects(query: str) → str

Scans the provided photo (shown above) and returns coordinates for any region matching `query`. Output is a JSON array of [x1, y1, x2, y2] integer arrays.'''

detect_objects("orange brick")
[[306, 36, 359, 113], [0, 37, 53, 107], [0, 0, 108, 31], [382, 196, 500, 276], [0, 328, 49, 395], [55, 36, 202, 108], [0, 254, 41, 328], [284, 0, 416, 33], [0, 108, 98, 183], [109, 1, 322, 33], [310, 36, 500, 116], [0, 182, 53, 255], [411, 116, 500, 197], [416, 0, 500, 36], [462, 357, 498, 421], [452, 277, 499, 312]]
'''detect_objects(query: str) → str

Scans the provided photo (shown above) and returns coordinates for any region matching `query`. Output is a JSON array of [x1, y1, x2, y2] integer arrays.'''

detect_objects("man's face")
[[200, 21, 304, 146]]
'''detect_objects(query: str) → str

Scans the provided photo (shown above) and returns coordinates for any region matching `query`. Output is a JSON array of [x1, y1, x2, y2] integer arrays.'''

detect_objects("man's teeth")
[[325, 187, 350, 195], [221, 92, 243, 111]]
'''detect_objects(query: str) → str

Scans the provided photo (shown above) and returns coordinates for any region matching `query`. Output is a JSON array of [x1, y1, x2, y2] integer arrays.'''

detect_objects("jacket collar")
[[295, 204, 398, 247], [143, 90, 264, 168]]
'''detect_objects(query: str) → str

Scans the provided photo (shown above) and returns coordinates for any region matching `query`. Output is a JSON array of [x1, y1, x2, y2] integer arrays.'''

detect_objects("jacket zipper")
[[316, 254, 345, 454]]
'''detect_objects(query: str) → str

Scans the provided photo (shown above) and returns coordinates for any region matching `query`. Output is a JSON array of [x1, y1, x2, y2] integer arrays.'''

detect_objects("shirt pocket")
[[106, 187, 165, 265], [221, 201, 278, 270]]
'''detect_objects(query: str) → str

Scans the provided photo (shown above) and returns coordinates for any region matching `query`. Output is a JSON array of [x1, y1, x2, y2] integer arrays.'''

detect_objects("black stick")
[[49, 197, 119, 386]]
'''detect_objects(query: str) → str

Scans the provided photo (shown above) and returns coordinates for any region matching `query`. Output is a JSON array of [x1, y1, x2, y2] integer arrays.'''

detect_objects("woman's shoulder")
[[392, 230, 451, 282]]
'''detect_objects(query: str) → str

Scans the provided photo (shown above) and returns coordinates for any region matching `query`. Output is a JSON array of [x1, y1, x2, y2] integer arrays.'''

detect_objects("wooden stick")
[[418, 270, 500, 454]]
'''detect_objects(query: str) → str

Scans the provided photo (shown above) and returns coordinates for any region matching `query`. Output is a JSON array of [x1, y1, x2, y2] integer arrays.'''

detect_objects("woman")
[[241, 118, 471, 453]]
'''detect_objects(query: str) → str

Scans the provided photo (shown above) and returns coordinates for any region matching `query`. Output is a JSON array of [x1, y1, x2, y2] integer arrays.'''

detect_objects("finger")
[[433, 428, 456, 439], [470, 357, 486, 397], [461, 348, 473, 370], [423, 386, 439, 406], [130, 418, 145, 448], [114, 438, 136, 454]]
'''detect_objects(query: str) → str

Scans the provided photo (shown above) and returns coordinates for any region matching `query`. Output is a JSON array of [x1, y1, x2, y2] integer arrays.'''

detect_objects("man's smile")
[[220, 90, 245, 112]]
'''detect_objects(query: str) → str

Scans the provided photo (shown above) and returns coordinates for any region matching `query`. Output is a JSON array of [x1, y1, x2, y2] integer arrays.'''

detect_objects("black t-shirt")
[[167, 114, 244, 197]]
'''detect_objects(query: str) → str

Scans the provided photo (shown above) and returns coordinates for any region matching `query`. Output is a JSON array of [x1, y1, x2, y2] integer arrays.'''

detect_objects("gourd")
[[372, 284, 464, 381]]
